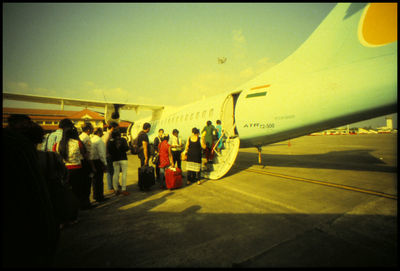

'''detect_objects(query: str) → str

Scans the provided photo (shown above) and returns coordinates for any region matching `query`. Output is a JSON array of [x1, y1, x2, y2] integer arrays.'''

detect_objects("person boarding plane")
[[3, 3, 397, 180]]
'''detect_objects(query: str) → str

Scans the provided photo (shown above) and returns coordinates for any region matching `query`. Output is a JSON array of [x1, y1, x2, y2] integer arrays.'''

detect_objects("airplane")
[[3, 3, 397, 180], [218, 57, 227, 64]]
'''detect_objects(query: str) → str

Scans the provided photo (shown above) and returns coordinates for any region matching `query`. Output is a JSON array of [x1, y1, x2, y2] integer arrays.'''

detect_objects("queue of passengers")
[[7, 116, 221, 223], [148, 119, 223, 187], [2, 114, 223, 267]]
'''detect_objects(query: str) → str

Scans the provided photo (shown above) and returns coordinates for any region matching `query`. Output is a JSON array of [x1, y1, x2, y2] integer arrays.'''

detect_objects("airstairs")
[[201, 92, 241, 180], [201, 132, 240, 180]]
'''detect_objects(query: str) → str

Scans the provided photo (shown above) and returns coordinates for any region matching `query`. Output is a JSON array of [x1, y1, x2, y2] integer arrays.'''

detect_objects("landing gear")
[[256, 145, 262, 164]]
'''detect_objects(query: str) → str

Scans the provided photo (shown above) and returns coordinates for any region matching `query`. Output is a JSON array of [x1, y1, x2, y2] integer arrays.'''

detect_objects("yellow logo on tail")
[[358, 3, 397, 47]]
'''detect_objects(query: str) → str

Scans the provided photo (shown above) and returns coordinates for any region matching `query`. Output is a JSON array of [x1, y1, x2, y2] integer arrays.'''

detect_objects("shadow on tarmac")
[[225, 149, 396, 178], [54, 183, 397, 268]]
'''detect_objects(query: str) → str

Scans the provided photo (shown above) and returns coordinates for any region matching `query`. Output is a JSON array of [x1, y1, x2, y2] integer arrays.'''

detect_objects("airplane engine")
[[127, 121, 142, 144], [104, 104, 123, 125], [126, 122, 144, 154], [126, 122, 134, 146]]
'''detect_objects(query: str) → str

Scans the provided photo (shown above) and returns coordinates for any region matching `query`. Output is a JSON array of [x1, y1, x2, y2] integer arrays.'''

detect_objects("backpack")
[[130, 132, 143, 155]]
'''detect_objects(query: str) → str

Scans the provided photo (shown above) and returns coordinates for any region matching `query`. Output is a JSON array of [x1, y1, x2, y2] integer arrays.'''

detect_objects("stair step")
[[202, 137, 240, 179]]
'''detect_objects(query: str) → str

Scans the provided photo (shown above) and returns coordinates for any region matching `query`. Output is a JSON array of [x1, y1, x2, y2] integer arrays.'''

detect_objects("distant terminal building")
[[309, 117, 397, 136], [2, 107, 132, 134], [377, 116, 395, 134]]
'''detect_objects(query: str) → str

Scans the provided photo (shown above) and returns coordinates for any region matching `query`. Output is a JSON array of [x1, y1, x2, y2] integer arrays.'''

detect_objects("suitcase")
[[138, 166, 155, 191], [165, 167, 183, 189]]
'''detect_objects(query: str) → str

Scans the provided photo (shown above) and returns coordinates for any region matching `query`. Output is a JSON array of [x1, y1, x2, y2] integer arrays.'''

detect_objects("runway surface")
[[53, 133, 397, 267]]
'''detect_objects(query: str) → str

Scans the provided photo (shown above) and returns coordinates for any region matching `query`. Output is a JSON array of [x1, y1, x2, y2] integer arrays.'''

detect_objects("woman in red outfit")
[[158, 134, 173, 189]]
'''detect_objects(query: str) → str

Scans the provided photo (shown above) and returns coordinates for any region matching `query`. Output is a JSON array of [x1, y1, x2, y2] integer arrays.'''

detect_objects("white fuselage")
[[129, 3, 397, 148]]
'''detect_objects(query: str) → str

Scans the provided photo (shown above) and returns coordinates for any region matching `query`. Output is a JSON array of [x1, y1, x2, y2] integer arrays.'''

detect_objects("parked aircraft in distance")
[[3, 3, 397, 179]]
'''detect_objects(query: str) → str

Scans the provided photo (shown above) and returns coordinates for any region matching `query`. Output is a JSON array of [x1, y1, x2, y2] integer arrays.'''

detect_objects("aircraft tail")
[[244, 3, 397, 83], [269, 3, 397, 77]]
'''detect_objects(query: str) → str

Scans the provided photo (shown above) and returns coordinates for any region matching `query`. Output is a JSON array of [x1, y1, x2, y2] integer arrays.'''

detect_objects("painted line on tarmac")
[[244, 167, 397, 200], [212, 181, 306, 213]]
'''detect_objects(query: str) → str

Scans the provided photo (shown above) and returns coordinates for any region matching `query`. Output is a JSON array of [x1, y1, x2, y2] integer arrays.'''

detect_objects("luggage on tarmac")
[[138, 165, 155, 191], [165, 167, 183, 190]]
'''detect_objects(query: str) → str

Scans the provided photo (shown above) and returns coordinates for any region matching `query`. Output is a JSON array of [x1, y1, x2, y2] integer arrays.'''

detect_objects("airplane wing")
[[3, 92, 165, 124], [2, 92, 164, 111]]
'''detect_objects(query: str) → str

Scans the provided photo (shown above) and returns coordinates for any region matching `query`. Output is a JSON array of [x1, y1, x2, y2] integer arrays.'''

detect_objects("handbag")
[[181, 151, 187, 161], [152, 153, 160, 165]]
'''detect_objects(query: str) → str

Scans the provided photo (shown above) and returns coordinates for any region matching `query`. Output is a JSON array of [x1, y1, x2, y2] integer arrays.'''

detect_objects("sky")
[[3, 3, 397, 128]]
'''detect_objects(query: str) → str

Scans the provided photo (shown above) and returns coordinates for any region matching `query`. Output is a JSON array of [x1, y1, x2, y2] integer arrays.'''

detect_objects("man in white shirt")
[[102, 122, 119, 193], [170, 129, 184, 169], [79, 122, 96, 209], [91, 128, 108, 202]]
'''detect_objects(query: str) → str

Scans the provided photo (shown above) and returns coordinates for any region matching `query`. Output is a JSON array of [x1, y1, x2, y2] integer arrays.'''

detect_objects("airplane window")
[[202, 110, 206, 118], [180, 115, 184, 122], [209, 108, 214, 118], [196, 112, 200, 119], [185, 114, 189, 121], [190, 113, 194, 120]]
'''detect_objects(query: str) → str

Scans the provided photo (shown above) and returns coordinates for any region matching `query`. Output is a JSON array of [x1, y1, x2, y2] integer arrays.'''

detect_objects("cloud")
[[175, 73, 219, 104], [32, 87, 57, 96], [232, 29, 247, 60], [257, 57, 270, 66], [176, 57, 278, 104], [240, 67, 254, 79], [236, 58, 276, 81], [83, 81, 96, 88], [89, 87, 131, 102], [254, 57, 277, 75], [176, 70, 251, 105], [73, 82, 156, 107], [232, 29, 246, 44], [4, 81, 29, 92], [4, 81, 58, 96]]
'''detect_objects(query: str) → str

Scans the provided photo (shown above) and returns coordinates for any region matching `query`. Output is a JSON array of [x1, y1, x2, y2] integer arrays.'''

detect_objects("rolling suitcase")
[[165, 167, 183, 189], [138, 166, 155, 191]]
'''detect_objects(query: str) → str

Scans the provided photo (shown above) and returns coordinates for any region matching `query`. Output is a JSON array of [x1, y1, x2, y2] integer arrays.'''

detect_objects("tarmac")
[[53, 133, 397, 268]]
